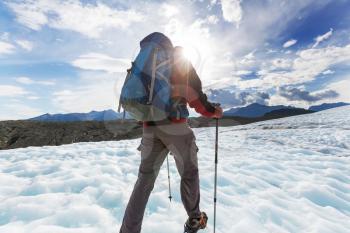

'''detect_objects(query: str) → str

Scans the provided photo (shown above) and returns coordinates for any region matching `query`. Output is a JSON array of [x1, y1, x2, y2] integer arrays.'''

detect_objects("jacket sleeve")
[[186, 65, 217, 118]]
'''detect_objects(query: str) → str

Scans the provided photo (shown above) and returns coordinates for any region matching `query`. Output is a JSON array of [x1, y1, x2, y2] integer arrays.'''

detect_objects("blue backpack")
[[118, 32, 174, 121]]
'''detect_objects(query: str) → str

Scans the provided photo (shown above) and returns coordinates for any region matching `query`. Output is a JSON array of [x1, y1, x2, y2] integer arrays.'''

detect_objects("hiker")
[[119, 32, 223, 233]]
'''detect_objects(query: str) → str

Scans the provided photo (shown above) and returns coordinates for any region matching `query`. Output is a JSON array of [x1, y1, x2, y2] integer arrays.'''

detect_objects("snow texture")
[[0, 106, 349, 233]]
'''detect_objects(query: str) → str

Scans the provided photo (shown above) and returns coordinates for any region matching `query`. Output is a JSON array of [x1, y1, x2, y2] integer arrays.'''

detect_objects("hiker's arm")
[[187, 66, 219, 118]]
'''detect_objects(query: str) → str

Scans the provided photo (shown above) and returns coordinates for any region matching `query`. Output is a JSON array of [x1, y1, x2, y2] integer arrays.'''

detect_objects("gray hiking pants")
[[119, 123, 201, 233]]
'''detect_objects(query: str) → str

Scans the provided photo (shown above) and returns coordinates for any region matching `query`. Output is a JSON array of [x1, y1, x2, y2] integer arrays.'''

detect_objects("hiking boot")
[[184, 212, 208, 233]]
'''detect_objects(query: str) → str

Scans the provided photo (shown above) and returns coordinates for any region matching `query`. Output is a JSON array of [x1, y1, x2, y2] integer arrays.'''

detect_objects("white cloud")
[[206, 15, 219, 24], [0, 32, 10, 41], [160, 3, 179, 17], [269, 94, 309, 108], [7, 0, 144, 38], [27, 96, 40, 100], [236, 44, 350, 89], [3, 0, 342, 111], [0, 103, 42, 120], [283, 39, 297, 48], [52, 77, 123, 113], [312, 28, 333, 48], [292, 44, 350, 80], [0, 85, 28, 97], [271, 58, 292, 69], [234, 70, 253, 75], [327, 79, 350, 103], [218, 0, 332, 59], [15, 77, 34, 85], [37, 80, 56, 86], [72, 53, 130, 73], [15, 40, 34, 51], [7, 1, 48, 30], [0, 41, 16, 55], [322, 69, 335, 75], [15, 77, 56, 86], [221, 0, 243, 26]]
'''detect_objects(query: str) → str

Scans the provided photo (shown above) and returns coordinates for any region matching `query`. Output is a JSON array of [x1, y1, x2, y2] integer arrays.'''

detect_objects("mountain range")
[[30, 110, 126, 122], [308, 102, 350, 112], [29, 102, 349, 122], [223, 102, 349, 118], [223, 103, 295, 118]]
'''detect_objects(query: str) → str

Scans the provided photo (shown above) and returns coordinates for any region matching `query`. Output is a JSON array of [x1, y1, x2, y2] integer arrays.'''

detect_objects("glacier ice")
[[0, 106, 349, 233]]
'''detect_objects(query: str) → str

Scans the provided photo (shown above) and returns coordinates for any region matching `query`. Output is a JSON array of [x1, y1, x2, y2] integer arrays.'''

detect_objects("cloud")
[[27, 96, 40, 100], [52, 78, 122, 113], [236, 43, 350, 89], [15, 40, 34, 51], [271, 58, 292, 69], [312, 28, 333, 48], [15, 77, 56, 86], [71, 53, 130, 73], [0, 103, 42, 120], [322, 69, 335, 75], [234, 70, 253, 75], [15, 77, 34, 85], [7, 0, 144, 38], [160, 3, 179, 18], [208, 89, 270, 108], [220, 0, 243, 26], [206, 15, 219, 25], [0, 41, 15, 55], [7, 1, 48, 30], [2, 0, 345, 115], [0, 85, 28, 97], [278, 86, 339, 102], [326, 78, 350, 103], [283, 39, 297, 48], [218, 0, 332, 59]]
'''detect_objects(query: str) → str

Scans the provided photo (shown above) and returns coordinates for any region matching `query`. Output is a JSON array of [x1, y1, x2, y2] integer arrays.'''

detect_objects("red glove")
[[212, 106, 223, 119]]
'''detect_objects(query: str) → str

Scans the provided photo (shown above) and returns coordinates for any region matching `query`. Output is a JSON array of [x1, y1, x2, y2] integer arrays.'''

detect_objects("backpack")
[[118, 32, 174, 121]]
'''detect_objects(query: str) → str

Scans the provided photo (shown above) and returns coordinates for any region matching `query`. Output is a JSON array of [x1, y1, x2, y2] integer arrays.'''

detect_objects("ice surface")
[[0, 106, 349, 233]]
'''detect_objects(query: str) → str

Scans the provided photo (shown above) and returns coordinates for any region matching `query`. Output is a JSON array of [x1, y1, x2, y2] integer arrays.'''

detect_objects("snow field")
[[0, 106, 350, 233]]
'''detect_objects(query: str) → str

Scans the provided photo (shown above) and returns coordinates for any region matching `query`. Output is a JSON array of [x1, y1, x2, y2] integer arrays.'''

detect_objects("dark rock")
[[0, 109, 316, 150]]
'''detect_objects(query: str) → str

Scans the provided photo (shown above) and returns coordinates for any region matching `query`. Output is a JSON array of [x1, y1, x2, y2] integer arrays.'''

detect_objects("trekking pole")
[[213, 118, 219, 233], [166, 154, 172, 202]]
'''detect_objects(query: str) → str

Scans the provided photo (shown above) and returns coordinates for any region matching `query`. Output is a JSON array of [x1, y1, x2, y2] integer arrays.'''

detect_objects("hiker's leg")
[[120, 128, 169, 233], [159, 123, 201, 219]]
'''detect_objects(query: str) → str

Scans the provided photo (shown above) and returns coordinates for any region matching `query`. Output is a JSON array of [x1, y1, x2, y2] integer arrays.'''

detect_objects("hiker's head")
[[174, 46, 185, 59]]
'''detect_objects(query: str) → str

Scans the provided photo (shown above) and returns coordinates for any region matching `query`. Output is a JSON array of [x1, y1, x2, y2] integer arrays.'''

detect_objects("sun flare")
[[167, 24, 216, 82], [182, 46, 200, 64]]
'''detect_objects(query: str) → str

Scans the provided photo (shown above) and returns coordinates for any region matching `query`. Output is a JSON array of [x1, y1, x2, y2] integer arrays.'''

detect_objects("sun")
[[169, 27, 215, 81], [182, 46, 200, 64]]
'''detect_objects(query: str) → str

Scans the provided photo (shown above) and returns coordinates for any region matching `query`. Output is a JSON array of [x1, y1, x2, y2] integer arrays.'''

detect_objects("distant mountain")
[[29, 102, 349, 122], [30, 110, 126, 122], [224, 103, 295, 118], [309, 102, 350, 112], [264, 108, 314, 118]]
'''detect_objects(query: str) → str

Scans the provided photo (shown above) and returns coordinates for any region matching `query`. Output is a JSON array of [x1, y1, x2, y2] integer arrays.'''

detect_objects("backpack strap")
[[156, 59, 171, 69], [148, 47, 159, 104]]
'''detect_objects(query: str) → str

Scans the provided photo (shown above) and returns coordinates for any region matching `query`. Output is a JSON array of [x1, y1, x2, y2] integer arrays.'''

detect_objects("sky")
[[0, 0, 350, 120]]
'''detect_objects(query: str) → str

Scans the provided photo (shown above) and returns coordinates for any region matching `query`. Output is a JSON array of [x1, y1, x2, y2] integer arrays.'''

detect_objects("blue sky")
[[0, 0, 350, 120]]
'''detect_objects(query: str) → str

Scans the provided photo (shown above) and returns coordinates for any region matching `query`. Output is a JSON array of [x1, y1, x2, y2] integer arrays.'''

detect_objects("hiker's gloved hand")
[[212, 106, 223, 119]]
